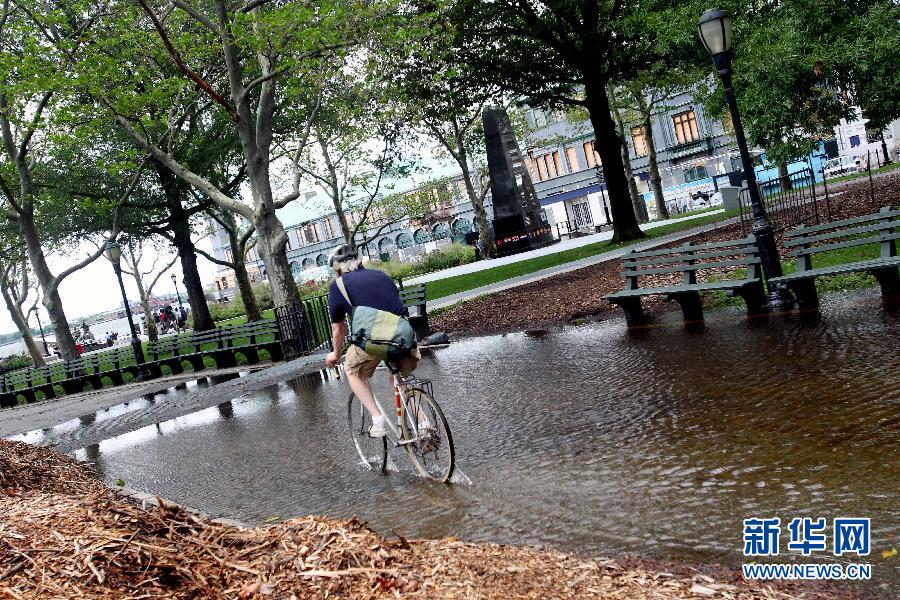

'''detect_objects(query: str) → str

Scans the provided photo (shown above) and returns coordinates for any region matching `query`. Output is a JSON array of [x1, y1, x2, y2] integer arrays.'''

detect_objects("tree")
[[441, 1, 695, 242], [197, 205, 262, 322], [89, 0, 385, 309], [0, 249, 44, 365], [120, 238, 179, 342], [698, 1, 898, 167], [608, 86, 648, 223], [0, 0, 137, 359]]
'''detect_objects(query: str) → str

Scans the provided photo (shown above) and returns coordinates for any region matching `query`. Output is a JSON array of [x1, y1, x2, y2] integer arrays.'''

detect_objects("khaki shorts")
[[344, 344, 420, 379]]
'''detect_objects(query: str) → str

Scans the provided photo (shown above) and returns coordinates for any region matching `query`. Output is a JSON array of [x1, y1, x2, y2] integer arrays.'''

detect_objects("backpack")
[[334, 277, 416, 362]]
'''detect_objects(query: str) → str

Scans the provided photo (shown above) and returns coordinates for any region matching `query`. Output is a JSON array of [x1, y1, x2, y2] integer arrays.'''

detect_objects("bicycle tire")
[[400, 388, 455, 483], [347, 392, 386, 472]]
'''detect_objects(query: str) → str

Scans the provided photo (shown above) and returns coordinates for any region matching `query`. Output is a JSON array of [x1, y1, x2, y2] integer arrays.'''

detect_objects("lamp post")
[[104, 242, 149, 377], [31, 308, 49, 354], [171, 273, 183, 309], [698, 8, 792, 307]]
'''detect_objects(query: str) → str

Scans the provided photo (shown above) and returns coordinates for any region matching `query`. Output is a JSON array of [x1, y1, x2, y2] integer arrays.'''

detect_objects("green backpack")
[[334, 277, 416, 361]]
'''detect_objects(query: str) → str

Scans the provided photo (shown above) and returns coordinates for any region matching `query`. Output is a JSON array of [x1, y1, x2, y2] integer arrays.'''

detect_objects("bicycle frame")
[[368, 373, 424, 447]]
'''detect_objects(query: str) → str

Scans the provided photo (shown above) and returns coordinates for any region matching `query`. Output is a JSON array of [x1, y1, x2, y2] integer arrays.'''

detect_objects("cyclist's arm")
[[331, 320, 346, 356]]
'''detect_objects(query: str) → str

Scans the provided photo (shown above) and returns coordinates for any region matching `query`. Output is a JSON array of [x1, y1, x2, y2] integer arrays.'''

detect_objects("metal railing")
[[739, 168, 821, 235], [275, 294, 334, 360]]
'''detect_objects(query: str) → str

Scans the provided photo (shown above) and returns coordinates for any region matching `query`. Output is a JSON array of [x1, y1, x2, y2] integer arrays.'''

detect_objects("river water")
[[17, 290, 900, 593]]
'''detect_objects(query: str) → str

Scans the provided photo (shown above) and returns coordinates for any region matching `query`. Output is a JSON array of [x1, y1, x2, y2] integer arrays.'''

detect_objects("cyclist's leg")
[[345, 345, 384, 419]]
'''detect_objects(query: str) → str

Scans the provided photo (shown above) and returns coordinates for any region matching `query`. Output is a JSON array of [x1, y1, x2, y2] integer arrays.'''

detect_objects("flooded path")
[[12, 290, 899, 593]]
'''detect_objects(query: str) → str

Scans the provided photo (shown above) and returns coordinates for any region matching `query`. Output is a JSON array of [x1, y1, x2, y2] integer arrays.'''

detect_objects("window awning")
[[539, 182, 606, 206]]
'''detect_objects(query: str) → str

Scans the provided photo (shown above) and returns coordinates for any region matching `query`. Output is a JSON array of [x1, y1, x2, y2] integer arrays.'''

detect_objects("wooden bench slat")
[[784, 222, 900, 247], [622, 257, 760, 277], [770, 256, 900, 283], [604, 278, 758, 299], [783, 207, 900, 237], [788, 233, 900, 257], [622, 236, 756, 260], [622, 247, 759, 266]]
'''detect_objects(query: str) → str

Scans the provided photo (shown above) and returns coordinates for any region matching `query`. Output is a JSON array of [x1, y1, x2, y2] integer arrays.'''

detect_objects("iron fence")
[[739, 167, 821, 235], [275, 294, 333, 360]]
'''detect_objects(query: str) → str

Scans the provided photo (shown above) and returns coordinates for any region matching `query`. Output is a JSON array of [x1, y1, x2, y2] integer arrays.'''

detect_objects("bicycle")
[[347, 366, 455, 483]]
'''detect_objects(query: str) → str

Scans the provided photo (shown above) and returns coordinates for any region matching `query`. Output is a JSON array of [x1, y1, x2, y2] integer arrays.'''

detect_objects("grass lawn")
[[214, 308, 276, 327], [425, 209, 740, 301]]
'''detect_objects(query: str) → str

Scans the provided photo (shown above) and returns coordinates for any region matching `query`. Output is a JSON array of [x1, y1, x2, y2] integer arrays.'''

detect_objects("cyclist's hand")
[[325, 350, 341, 367]]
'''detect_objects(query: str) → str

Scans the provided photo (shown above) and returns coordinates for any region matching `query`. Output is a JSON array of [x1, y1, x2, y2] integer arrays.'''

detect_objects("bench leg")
[[871, 267, 900, 300], [672, 291, 704, 323], [735, 281, 768, 315], [0, 393, 16, 408], [787, 279, 818, 309], [611, 298, 644, 327]]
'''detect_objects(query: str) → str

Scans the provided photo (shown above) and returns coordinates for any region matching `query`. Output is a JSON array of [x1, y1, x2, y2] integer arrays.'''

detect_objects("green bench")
[[769, 206, 900, 308], [145, 319, 283, 376], [603, 237, 767, 326], [399, 283, 430, 339], [0, 346, 137, 407]]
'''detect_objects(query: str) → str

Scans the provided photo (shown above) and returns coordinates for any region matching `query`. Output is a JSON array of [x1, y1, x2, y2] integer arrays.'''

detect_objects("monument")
[[482, 107, 556, 256]]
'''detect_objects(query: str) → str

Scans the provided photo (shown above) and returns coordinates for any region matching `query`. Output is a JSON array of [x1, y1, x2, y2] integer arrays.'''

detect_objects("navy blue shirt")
[[328, 268, 408, 324]]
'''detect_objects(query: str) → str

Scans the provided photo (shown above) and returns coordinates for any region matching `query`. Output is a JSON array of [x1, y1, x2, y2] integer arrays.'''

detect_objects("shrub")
[[371, 243, 475, 283], [0, 354, 33, 374]]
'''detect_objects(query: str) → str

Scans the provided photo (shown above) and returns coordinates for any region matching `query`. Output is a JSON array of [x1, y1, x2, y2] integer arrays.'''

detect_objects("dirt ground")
[[0, 439, 875, 599], [433, 173, 899, 337]]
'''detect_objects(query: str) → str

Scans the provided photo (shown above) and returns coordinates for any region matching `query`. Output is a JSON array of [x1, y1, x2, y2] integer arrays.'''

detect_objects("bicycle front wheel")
[[400, 388, 455, 483], [347, 392, 386, 472]]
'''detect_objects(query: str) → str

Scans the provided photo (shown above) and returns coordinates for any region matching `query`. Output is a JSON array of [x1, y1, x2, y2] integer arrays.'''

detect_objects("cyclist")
[[324, 244, 420, 437]]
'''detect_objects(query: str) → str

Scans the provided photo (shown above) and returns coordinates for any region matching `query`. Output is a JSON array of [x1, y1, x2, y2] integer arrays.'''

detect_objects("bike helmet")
[[329, 244, 358, 269]]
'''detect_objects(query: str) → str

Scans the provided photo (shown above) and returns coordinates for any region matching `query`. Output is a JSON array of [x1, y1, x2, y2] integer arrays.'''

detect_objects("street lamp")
[[698, 8, 791, 307], [30, 307, 49, 354], [171, 273, 183, 309], [104, 241, 149, 377]]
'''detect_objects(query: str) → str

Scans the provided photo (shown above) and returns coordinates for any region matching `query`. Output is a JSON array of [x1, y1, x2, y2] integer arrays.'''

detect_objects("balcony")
[[668, 137, 713, 160]]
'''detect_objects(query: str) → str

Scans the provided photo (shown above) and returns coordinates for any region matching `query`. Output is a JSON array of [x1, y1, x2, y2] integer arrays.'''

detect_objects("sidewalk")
[[429, 213, 738, 311], [406, 209, 724, 286]]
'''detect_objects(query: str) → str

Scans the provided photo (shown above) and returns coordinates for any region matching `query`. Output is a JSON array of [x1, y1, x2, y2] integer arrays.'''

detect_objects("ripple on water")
[[64, 293, 899, 592]]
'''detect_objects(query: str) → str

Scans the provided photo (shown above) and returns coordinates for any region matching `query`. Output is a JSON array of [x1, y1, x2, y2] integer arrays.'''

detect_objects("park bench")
[[146, 319, 283, 376], [0, 346, 136, 407], [769, 205, 900, 309], [603, 236, 767, 326], [399, 283, 430, 340]]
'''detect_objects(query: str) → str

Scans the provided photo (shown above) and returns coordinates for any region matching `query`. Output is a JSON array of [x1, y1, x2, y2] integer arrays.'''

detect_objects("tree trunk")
[[777, 161, 792, 191], [609, 95, 648, 223], [18, 213, 78, 359], [455, 138, 492, 253], [644, 113, 669, 220], [220, 210, 261, 321], [253, 208, 297, 307], [583, 77, 644, 242], [0, 285, 44, 366], [156, 164, 215, 331]]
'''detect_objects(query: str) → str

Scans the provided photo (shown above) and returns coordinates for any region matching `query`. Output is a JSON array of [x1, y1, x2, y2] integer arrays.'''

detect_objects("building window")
[[535, 155, 549, 180], [684, 164, 709, 182], [672, 110, 700, 144], [565, 147, 579, 172], [552, 151, 563, 176], [322, 218, 336, 240], [583, 141, 601, 168], [525, 157, 539, 181], [631, 126, 648, 157], [303, 223, 320, 244], [224, 249, 233, 263]]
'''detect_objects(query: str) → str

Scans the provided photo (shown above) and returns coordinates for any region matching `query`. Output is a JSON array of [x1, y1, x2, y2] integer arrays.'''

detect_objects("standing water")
[[53, 291, 899, 592]]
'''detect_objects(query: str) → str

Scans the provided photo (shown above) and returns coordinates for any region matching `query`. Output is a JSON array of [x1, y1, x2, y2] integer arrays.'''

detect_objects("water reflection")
[[71, 292, 898, 591]]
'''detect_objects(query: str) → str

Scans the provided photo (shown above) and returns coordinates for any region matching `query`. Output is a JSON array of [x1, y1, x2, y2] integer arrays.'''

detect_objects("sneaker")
[[368, 417, 389, 438]]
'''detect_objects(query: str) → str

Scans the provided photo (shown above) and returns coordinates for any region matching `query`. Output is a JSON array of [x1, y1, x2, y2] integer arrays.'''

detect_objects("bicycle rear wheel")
[[400, 388, 455, 483], [347, 392, 386, 472]]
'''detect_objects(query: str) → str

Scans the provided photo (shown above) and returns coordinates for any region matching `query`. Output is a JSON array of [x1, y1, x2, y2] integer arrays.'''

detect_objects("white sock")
[[372, 414, 386, 424]]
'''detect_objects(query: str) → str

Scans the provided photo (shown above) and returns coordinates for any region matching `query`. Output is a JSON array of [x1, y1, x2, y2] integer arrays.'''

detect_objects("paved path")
[[3, 353, 328, 451], [406, 209, 724, 286], [429, 214, 740, 310]]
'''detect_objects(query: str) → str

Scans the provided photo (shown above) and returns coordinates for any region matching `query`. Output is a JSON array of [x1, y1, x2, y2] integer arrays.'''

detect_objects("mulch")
[[433, 173, 900, 337], [0, 439, 873, 599]]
